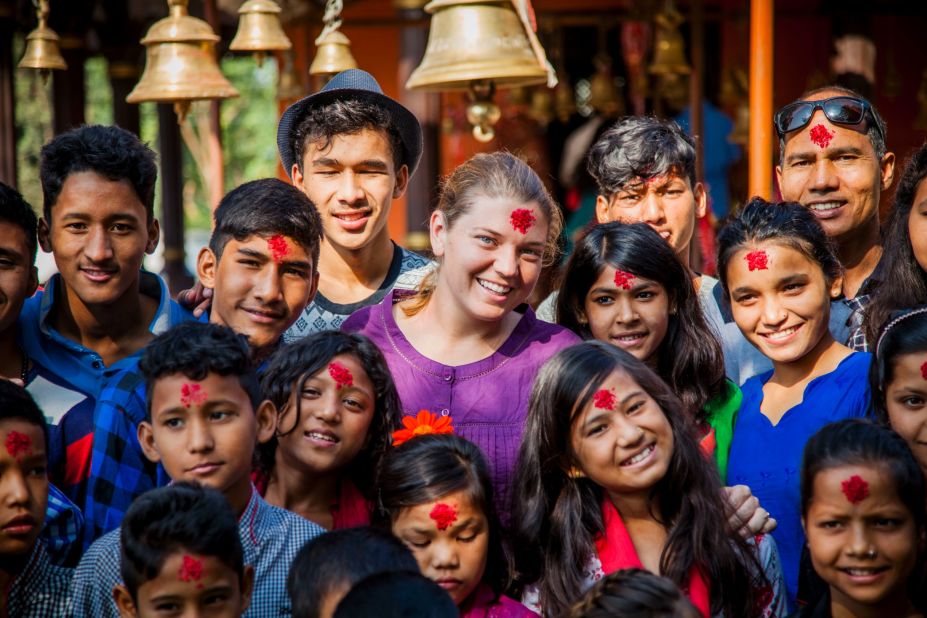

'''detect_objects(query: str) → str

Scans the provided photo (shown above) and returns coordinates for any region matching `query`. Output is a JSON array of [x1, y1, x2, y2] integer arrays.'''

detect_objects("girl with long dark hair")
[[556, 222, 739, 479], [512, 341, 786, 617]]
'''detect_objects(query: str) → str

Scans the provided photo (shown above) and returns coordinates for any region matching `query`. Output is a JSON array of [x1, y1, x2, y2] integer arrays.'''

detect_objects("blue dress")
[[727, 352, 871, 609]]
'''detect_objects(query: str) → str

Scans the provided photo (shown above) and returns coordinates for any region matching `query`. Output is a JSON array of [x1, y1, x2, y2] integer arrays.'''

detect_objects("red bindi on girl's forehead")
[[510, 209, 536, 234], [267, 235, 289, 263], [613, 269, 635, 290], [180, 383, 208, 408], [178, 555, 204, 582], [592, 389, 616, 410], [4, 431, 31, 459], [809, 124, 834, 149], [328, 362, 353, 389], [920, 361, 927, 381], [840, 474, 870, 505], [429, 503, 458, 530], [744, 250, 769, 271]]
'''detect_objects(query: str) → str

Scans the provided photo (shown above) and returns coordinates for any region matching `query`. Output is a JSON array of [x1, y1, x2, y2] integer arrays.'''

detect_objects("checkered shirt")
[[842, 279, 877, 352], [7, 540, 73, 617], [42, 482, 85, 566], [70, 486, 325, 618], [83, 364, 170, 548]]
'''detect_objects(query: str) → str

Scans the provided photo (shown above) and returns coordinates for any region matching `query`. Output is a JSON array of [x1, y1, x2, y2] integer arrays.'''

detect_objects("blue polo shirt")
[[18, 271, 192, 510]]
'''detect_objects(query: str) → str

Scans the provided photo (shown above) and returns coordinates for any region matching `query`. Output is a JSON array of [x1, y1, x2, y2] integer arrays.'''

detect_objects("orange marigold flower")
[[392, 410, 454, 447]]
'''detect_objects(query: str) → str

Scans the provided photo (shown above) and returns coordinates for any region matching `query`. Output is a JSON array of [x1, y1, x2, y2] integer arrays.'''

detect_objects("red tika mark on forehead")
[[592, 389, 616, 410], [429, 503, 458, 531], [4, 431, 31, 459], [328, 362, 353, 389], [267, 235, 289, 263], [841, 475, 870, 505], [921, 361, 927, 381], [614, 269, 635, 290], [180, 383, 208, 408], [809, 124, 834, 149], [510, 209, 536, 235], [178, 555, 204, 582], [745, 250, 769, 271]]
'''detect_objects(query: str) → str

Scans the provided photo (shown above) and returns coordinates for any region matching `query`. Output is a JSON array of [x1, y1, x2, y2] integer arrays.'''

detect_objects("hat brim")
[[277, 87, 423, 180]]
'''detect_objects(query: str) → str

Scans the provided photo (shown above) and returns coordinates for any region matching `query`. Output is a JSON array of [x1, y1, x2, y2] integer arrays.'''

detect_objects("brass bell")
[[466, 81, 502, 142], [528, 87, 554, 126], [649, 7, 690, 77], [230, 0, 292, 67], [407, 0, 548, 91], [126, 0, 239, 124], [309, 30, 358, 77], [18, 0, 67, 79], [588, 57, 624, 117], [554, 81, 575, 123]]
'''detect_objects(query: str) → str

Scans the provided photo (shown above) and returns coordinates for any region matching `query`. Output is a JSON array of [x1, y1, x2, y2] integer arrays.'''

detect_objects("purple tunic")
[[342, 290, 580, 523]]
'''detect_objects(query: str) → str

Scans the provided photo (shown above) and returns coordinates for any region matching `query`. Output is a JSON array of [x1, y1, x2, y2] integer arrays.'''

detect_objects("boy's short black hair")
[[288, 527, 418, 618], [39, 125, 158, 222], [567, 569, 701, 618], [0, 381, 48, 446], [138, 322, 261, 420], [120, 482, 244, 600], [208, 178, 323, 269], [333, 571, 458, 618], [0, 182, 38, 264]]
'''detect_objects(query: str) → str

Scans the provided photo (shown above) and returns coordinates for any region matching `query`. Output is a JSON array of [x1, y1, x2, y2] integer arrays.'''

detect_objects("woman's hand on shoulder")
[[722, 484, 777, 538]]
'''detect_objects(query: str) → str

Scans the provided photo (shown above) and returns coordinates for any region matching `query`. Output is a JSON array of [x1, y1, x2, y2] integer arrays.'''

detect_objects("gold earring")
[[567, 466, 586, 479]]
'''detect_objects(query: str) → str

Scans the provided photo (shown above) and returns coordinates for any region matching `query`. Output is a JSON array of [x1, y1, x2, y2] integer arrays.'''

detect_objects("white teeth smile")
[[844, 568, 883, 576], [809, 201, 842, 212], [478, 279, 511, 295], [622, 444, 654, 466], [307, 431, 337, 443], [613, 334, 644, 342], [764, 325, 799, 341]]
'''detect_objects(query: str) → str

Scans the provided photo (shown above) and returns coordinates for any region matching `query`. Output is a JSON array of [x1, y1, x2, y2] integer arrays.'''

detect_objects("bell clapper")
[[466, 80, 501, 143]]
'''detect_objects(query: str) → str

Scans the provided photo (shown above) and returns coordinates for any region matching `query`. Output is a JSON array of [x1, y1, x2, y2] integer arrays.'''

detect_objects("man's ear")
[[37, 218, 52, 253], [879, 151, 896, 191], [137, 421, 162, 464], [27, 266, 38, 298], [392, 165, 410, 199], [255, 400, 277, 444], [145, 218, 160, 255], [197, 246, 219, 290], [594, 195, 612, 224], [240, 565, 255, 614], [113, 584, 138, 618], [291, 164, 304, 190], [693, 182, 708, 219]]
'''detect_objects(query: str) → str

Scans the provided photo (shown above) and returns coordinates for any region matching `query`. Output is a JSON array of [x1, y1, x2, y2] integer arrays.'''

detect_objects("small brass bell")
[[554, 81, 575, 123], [127, 0, 239, 124], [230, 0, 292, 67], [649, 7, 690, 77], [528, 88, 554, 126], [309, 30, 358, 77], [18, 0, 67, 79], [466, 81, 502, 142]]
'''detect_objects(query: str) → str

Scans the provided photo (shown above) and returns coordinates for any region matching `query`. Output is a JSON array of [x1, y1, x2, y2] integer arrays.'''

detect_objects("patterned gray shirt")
[[284, 244, 433, 340]]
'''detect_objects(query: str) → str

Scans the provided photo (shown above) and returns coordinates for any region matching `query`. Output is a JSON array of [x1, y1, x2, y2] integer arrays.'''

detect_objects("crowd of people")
[[0, 67, 925, 618]]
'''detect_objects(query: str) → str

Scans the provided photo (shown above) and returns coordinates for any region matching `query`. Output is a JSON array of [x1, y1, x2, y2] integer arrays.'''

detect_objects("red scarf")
[[594, 495, 711, 617]]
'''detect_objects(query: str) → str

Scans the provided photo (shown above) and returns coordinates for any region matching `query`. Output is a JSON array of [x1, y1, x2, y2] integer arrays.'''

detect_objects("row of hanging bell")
[[17, 0, 67, 79]]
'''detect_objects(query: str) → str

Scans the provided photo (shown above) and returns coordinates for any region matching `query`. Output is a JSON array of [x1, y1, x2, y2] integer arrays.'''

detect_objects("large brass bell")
[[230, 0, 292, 67], [18, 0, 67, 79], [126, 0, 239, 124], [649, 7, 690, 77], [309, 30, 358, 77]]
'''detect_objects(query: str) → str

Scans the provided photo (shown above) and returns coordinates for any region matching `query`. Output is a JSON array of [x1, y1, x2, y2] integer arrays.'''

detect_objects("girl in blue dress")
[[718, 198, 871, 608]]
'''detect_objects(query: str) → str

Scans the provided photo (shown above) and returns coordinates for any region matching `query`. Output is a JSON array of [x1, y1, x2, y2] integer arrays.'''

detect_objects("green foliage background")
[[13, 33, 279, 232]]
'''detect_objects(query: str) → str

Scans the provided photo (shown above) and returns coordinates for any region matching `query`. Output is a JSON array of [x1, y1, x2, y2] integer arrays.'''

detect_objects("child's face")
[[595, 174, 707, 265], [909, 177, 927, 274], [884, 351, 927, 474], [430, 197, 548, 324], [275, 354, 376, 477], [0, 221, 37, 335], [198, 234, 318, 355], [0, 419, 47, 556], [569, 369, 674, 502], [139, 373, 275, 509], [114, 553, 254, 618], [391, 489, 489, 606], [803, 464, 920, 612], [583, 268, 670, 366], [726, 241, 841, 364]]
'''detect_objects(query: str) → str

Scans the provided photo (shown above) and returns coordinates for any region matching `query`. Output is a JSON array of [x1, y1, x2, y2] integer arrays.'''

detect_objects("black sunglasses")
[[774, 96, 884, 143]]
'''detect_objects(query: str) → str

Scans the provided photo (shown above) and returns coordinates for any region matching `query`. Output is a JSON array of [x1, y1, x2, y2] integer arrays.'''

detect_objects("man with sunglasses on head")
[[775, 86, 895, 350]]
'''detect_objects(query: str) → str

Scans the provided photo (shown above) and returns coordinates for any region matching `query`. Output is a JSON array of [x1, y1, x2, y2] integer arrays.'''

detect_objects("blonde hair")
[[403, 152, 562, 317]]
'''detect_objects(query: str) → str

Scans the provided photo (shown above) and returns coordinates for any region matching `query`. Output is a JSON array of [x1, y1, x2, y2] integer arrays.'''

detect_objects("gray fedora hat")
[[276, 69, 423, 179]]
